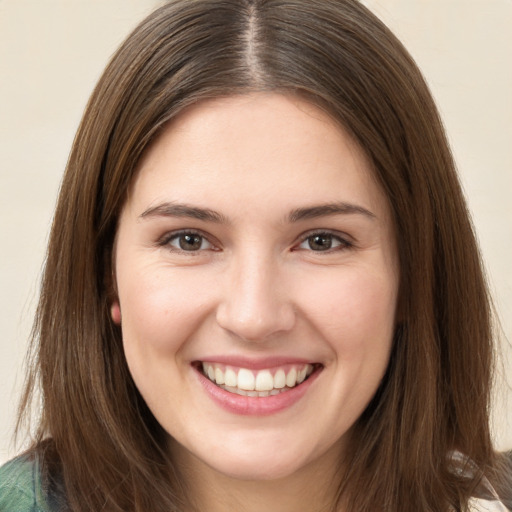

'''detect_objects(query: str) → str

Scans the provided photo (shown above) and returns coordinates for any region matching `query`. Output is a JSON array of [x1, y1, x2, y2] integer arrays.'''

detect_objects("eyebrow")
[[288, 202, 376, 222], [139, 203, 228, 223], [139, 201, 376, 224]]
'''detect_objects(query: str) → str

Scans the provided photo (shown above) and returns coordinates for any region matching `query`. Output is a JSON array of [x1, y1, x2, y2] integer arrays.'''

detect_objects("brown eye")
[[308, 234, 334, 251], [179, 234, 203, 250], [166, 232, 212, 252], [297, 232, 350, 252]]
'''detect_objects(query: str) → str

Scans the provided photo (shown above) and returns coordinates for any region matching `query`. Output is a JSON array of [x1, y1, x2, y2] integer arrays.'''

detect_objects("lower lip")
[[195, 366, 321, 416]]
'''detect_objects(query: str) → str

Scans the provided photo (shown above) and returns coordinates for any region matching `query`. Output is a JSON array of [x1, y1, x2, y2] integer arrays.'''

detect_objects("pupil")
[[310, 234, 332, 251], [180, 234, 202, 250]]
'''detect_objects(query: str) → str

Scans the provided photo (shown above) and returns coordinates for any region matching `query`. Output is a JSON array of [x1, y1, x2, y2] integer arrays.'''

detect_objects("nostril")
[[215, 301, 296, 342]]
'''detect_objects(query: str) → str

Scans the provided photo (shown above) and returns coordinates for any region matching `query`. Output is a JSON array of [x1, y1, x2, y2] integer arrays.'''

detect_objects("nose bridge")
[[216, 248, 295, 341]]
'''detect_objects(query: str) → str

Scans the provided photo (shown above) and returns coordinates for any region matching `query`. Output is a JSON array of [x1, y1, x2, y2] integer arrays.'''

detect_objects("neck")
[[171, 440, 346, 512]]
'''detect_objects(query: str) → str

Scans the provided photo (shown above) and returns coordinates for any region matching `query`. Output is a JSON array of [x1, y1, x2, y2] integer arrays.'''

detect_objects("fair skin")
[[112, 93, 399, 512]]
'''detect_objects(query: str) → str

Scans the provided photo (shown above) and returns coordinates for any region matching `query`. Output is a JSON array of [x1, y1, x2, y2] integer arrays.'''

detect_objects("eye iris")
[[309, 234, 332, 251], [179, 234, 202, 251]]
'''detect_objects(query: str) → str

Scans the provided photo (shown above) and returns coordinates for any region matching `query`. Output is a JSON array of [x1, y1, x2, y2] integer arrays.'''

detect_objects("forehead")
[[127, 93, 388, 220]]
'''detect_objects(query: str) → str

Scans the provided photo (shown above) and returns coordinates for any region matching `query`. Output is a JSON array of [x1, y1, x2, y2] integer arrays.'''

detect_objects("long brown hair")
[[17, 0, 505, 510]]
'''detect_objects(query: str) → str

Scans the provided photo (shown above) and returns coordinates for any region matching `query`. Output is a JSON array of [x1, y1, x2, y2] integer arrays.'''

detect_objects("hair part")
[[17, 1, 506, 510]]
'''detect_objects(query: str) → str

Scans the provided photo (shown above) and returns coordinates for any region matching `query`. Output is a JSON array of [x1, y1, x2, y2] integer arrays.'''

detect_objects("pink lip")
[[194, 364, 322, 416]]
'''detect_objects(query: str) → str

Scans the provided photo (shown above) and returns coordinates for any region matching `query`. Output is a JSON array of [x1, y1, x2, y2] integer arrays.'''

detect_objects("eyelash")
[[157, 229, 216, 253], [296, 230, 353, 253], [157, 229, 353, 254]]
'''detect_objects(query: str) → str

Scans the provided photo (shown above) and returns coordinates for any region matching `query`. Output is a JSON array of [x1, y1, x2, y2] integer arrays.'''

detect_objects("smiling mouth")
[[195, 362, 321, 397]]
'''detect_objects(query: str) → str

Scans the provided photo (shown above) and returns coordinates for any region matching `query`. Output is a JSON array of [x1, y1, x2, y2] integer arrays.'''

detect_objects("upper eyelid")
[[155, 228, 354, 250], [291, 230, 355, 255], [157, 228, 216, 247], [296, 228, 353, 244]]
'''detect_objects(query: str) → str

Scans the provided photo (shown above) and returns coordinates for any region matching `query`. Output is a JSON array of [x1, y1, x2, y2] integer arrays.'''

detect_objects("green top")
[[0, 454, 51, 512], [0, 452, 509, 511]]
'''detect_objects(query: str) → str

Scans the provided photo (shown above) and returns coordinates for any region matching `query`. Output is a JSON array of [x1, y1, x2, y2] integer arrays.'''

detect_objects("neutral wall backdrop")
[[1, 0, 511, 464]]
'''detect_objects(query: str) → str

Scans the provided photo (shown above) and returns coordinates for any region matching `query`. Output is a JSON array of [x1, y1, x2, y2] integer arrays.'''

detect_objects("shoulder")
[[0, 452, 49, 512], [449, 451, 511, 512], [468, 497, 510, 512]]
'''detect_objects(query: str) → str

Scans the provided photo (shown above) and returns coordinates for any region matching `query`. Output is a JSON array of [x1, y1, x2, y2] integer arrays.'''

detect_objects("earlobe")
[[111, 301, 122, 325]]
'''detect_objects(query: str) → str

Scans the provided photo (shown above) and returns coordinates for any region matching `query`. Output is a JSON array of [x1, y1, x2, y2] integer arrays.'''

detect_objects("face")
[[112, 93, 399, 483]]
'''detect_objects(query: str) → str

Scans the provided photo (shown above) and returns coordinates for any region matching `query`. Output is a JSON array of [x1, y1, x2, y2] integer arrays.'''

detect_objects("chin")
[[205, 453, 309, 482], [190, 430, 332, 483]]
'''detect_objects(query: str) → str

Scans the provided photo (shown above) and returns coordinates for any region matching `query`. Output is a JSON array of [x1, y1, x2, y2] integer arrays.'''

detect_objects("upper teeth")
[[202, 362, 314, 393]]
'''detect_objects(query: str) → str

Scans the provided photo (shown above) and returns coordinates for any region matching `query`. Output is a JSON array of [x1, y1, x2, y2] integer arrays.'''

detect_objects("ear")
[[107, 236, 121, 324], [111, 300, 122, 325]]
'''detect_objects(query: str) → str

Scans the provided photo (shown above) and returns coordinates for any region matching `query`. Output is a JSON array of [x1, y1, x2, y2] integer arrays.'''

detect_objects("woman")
[[0, 1, 509, 510]]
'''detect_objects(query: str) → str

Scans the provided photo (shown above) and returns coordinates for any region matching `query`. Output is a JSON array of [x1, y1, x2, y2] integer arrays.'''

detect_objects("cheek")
[[117, 267, 213, 419], [303, 268, 397, 419], [298, 267, 398, 356], [118, 265, 215, 357]]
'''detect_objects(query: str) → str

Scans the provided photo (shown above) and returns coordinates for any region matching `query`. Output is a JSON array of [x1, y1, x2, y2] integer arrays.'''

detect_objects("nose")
[[215, 254, 296, 342]]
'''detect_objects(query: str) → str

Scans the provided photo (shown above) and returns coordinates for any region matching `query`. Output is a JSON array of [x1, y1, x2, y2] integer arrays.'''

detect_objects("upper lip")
[[192, 355, 319, 370]]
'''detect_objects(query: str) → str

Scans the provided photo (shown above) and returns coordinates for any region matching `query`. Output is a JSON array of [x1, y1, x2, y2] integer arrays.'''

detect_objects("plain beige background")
[[0, 0, 511, 464]]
